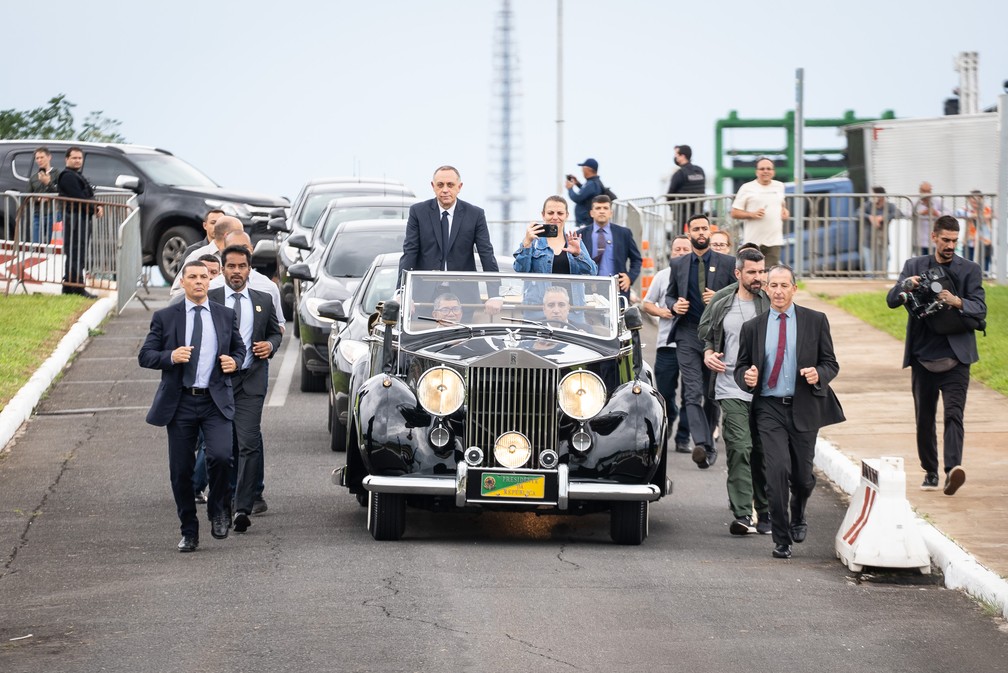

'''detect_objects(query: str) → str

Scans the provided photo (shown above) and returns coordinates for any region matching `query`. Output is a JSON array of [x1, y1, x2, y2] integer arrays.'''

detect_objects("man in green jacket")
[[698, 245, 771, 535]]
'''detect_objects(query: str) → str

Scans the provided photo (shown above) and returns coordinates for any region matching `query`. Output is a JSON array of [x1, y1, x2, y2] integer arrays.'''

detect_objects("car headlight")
[[494, 432, 532, 469], [558, 370, 606, 420], [416, 366, 465, 417], [305, 297, 334, 323], [337, 339, 368, 365], [204, 199, 251, 220]]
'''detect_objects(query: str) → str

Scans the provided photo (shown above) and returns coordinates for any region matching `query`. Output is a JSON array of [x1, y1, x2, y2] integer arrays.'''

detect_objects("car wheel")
[[293, 311, 300, 339], [610, 501, 648, 545], [367, 491, 405, 540], [330, 411, 346, 453], [280, 284, 295, 324], [327, 381, 334, 432], [299, 351, 326, 393], [157, 225, 201, 282]]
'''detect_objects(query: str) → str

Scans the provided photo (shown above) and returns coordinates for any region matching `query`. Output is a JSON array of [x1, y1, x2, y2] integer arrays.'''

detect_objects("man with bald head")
[[170, 216, 244, 297]]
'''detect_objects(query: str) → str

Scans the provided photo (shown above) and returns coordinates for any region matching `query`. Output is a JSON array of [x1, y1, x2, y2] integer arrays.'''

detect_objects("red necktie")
[[767, 313, 787, 389]]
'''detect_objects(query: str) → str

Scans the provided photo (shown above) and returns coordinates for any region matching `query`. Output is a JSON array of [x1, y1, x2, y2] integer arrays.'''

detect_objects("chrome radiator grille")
[[466, 366, 558, 467]]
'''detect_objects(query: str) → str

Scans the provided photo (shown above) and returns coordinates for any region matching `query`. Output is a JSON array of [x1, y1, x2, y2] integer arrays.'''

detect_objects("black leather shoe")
[[177, 536, 198, 552], [674, 442, 692, 454], [790, 521, 808, 543], [233, 511, 251, 533], [251, 497, 268, 515], [211, 514, 230, 539], [691, 445, 707, 467], [703, 445, 718, 468], [772, 543, 792, 559]]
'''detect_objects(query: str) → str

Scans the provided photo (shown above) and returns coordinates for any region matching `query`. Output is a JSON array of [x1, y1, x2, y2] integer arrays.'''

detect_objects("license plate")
[[480, 472, 546, 499]]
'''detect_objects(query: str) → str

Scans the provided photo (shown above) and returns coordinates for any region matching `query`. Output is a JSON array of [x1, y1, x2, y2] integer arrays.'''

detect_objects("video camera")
[[896, 267, 949, 320]]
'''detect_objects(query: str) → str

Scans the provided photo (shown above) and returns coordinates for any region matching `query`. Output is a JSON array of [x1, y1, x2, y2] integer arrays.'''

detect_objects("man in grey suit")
[[399, 165, 498, 276], [663, 214, 737, 469], [139, 260, 245, 552], [209, 245, 283, 533], [886, 215, 986, 496], [735, 265, 845, 559]]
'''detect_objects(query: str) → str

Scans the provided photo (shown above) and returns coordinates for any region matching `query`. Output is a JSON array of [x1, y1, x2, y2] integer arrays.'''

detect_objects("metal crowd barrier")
[[2, 190, 137, 300]]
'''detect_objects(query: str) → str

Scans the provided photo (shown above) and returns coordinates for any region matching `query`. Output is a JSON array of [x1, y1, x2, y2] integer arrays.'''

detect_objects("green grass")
[[0, 295, 94, 408], [834, 285, 1008, 396]]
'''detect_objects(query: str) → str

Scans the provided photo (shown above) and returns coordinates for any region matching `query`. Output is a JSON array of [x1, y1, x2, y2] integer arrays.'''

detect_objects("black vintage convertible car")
[[332, 271, 670, 545]]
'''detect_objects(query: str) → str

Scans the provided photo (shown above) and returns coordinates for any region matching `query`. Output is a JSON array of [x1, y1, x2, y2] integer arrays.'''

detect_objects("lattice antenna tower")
[[487, 0, 524, 221]]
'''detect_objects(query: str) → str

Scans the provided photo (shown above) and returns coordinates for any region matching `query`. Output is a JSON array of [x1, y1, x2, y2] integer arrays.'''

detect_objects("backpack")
[[596, 178, 617, 201]]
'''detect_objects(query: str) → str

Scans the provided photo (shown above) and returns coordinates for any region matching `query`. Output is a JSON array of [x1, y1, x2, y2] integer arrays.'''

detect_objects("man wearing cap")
[[566, 158, 603, 227]]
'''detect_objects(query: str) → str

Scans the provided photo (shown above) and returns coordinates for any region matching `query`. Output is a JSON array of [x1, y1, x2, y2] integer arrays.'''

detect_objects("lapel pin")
[[255, 305, 262, 312], [709, 266, 716, 273]]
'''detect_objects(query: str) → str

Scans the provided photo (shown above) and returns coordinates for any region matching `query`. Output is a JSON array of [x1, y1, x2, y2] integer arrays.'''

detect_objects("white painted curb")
[[816, 437, 1008, 619], [0, 297, 117, 451]]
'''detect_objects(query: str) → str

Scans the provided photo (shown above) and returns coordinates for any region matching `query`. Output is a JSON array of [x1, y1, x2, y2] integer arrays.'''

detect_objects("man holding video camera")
[[886, 215, 986, 496]]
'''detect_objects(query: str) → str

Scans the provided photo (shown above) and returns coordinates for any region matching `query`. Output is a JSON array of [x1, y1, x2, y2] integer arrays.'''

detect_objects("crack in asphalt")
[[362, 573, 470, 635], [505, 633, 580, 669], [556, 544, 581, 570], [1, 437, 83, 579]]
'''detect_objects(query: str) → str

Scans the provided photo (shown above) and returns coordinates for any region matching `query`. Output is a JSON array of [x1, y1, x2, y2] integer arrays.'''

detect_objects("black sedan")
[[288, 219, 406, 392]]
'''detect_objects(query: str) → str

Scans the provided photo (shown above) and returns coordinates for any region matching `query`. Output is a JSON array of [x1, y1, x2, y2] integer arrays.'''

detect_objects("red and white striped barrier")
[[835, 457, 931, 574]]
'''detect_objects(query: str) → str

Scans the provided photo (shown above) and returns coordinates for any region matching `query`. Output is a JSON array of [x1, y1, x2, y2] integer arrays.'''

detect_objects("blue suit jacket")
[[208, 287, 282, 397], [138, 300, 245, 426], [661, 249, 735, 343], [398, 198, 498, 279], [575, 222, 642, 298]]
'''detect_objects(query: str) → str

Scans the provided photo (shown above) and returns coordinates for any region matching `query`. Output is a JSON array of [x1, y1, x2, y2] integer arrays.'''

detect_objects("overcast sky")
[[5, 0, 1006, 221]]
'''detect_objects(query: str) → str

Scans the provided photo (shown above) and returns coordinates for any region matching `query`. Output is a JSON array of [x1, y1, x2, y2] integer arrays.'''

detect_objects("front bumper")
[[332, 463, 661, 510]]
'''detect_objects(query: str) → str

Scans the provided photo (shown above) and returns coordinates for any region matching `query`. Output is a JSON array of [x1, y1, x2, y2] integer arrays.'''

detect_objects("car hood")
[[410, 334, 615, 367], [171, 185, 289, 207]]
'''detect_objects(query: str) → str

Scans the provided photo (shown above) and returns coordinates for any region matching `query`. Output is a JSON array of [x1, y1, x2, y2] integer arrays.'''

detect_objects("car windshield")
[[298, 188, 414, 231], [402, 272, 618, 337], [127, 153, 219, 188], [317, 206, 411, 246], [324, 231, 406, 279], [359, 266, 400, 315]]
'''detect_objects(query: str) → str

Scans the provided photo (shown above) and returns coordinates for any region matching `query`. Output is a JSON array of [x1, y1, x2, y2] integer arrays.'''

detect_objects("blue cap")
[[577, 158, 598, 171]]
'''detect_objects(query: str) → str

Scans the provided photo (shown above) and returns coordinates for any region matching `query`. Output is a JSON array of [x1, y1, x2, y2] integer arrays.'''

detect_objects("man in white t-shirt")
[[730, 158, 790, 267]]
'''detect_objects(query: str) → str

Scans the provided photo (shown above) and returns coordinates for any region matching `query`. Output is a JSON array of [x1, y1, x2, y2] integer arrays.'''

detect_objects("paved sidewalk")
[[801, 280, 1008, 579]]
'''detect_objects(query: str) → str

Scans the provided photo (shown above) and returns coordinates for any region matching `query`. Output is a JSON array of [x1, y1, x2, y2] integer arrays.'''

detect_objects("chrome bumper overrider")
[[333, 463, 662, 510]]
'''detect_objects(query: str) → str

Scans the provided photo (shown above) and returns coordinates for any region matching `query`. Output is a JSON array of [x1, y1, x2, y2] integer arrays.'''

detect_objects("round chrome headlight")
[[558, 370, 606, 420], [416, 366, 465, 417], [494, 432, 532, 469]]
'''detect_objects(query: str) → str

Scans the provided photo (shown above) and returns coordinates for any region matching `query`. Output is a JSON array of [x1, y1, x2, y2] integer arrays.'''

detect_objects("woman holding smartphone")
[[513, 195, 596, 276]]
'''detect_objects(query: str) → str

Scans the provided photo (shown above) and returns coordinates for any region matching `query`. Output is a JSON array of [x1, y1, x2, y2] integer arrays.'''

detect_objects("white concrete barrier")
[[834, 456, 931, 574]]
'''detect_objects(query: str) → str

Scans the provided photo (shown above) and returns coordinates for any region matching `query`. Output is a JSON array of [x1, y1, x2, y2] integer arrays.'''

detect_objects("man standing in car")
[[57, 147, 103, 297]]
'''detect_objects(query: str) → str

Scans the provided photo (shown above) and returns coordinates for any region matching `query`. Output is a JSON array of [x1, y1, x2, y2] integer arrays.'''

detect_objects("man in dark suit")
[[735, 265, 845, 559], [209, 245, 283, 533], [886, 215, 986, 496], [139, 260, 245, 552], [399, 165, 498, 277], [56, 146, 103, 298], [662, 214, 736, 469], [576, 195, 642, 301]]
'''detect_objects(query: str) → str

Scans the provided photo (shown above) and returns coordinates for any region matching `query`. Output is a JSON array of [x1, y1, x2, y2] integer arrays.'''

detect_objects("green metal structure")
[[714, 109, 896, 193]]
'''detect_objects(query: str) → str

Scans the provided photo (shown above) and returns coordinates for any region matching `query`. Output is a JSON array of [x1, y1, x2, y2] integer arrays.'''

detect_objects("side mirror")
[[288, 263, 315, 282], [287, 233, 311, 251], [381, 299, 400, 325], [267, 217, 290, 233], [115, 175, 142, 193], [318, 300, 348, 322], [269, 207, 287, 219], [251, 240, 277, 267], [623, 305, 643, 331]]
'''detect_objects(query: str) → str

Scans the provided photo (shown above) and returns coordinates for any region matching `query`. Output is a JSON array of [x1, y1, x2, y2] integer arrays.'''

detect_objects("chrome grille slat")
[[467, 364, 558, 468]]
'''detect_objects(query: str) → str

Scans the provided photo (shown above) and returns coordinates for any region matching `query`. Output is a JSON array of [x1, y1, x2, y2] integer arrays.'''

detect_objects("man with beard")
[[208, 245, 282, 532], [699, 245, 771, 535], [56, 146, 103, 297], [886, 215, 985, 495], [663, 214, 736, 469]]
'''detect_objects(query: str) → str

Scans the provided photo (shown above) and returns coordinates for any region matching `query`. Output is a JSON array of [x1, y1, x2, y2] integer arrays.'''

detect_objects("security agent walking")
[[735, 265, 845, 559], [698, 246, 771, 535], [663, 214, 736, 469], [209, 245, 282, 533], [886, 215, 986, 496], [139, 260, 245, 552]]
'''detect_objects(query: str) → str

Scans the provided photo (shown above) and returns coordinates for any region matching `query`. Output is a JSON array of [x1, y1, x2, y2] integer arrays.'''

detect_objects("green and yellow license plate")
[[480, 472, 546, 499]]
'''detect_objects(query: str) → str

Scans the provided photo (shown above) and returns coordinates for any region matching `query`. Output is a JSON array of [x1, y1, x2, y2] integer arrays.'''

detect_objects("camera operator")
[[886, 215, 987, 496]]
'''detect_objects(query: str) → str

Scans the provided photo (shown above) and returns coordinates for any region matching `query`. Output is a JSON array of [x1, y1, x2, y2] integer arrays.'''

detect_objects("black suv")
[[0, 140, 288, 281]]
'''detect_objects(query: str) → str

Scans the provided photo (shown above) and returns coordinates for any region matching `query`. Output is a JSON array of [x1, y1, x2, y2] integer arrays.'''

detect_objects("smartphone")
[[537, 223, 559, 238]]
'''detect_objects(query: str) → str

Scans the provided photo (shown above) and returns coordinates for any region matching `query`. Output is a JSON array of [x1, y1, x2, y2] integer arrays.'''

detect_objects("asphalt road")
[[1, 293, 1007, 672]]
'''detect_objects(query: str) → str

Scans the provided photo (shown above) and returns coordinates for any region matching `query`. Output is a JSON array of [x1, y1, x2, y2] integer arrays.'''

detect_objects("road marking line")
[[267, 333, 299, 407]]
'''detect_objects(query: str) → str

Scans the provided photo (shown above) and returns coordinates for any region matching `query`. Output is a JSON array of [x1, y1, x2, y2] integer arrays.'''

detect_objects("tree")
[[0, 94, 126, 143]]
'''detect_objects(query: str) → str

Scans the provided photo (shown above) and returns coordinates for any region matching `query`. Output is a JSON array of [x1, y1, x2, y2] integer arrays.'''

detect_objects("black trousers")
[[910, 359, 970, 475], [62, 210, 91, 288], [753, 397, 817, 545], [231, 376, 266, 516], [166, 393, 233, 538], [674, 321, 719, 449]]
